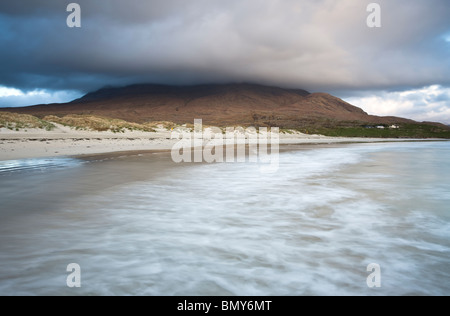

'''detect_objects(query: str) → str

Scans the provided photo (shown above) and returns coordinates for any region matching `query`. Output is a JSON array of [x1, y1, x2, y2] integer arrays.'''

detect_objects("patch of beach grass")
[[43, 114, 157, 133], [0, 112, 55, 131]]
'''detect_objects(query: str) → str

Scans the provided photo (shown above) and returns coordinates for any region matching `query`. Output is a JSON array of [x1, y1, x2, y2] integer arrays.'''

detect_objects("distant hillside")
[[1, 84, 449, 135]]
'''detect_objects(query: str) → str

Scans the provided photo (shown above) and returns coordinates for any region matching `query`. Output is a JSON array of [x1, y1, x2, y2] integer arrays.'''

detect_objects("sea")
[[0, 141, 449, 296]]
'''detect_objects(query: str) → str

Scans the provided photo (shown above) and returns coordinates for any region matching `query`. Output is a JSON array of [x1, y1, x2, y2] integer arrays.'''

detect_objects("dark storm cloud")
[[0, 0, 450, 94]]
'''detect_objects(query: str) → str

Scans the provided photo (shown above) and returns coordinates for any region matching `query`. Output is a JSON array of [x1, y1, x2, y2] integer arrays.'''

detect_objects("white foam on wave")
[[0, 157, 83, 174], [0, 142, 449, 295]]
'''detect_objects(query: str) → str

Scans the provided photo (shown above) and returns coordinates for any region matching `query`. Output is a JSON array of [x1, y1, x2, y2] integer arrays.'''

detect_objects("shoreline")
[[0, 128, 448, 161]]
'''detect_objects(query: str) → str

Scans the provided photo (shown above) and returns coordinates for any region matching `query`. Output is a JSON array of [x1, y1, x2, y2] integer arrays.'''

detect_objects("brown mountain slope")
[[0, 83, 425, 128]]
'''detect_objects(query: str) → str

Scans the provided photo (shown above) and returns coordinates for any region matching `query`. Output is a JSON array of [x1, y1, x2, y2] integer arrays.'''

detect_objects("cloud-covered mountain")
[[0, 83, 426, 128]]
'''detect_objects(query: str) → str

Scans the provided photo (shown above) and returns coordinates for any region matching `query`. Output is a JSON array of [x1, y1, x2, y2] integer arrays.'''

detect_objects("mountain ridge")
[[0, 83, 445, 129]]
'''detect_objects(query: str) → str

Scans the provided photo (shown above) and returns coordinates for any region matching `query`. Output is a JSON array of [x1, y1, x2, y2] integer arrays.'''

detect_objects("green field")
[[298, 123, 450, 139]]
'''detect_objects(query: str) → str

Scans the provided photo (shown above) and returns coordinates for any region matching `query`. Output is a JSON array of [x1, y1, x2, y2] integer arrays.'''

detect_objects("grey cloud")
[[1, 0, 450, 95], [344, 85, 450, 124]]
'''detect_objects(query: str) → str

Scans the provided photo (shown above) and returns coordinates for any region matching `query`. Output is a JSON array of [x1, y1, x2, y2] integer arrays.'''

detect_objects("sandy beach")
[[0, 123, 445, 161]]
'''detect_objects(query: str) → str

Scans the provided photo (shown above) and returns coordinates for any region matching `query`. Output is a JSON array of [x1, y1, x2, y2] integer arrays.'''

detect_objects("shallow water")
[[0, 142, 449, 295]]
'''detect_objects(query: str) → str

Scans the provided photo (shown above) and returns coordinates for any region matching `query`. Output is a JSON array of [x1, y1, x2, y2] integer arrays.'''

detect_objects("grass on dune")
[[1, 112, 179, 133], [1, 111, 450, 138], [0, 112, 55, 131], [42, 115, 158, 133]]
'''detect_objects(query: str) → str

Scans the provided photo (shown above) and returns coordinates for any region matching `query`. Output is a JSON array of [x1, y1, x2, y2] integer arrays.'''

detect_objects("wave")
[[0, 142, 449, 295]]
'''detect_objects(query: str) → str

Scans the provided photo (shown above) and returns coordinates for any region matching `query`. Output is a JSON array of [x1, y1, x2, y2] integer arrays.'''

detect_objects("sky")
[[0, 0, 449, 123]]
